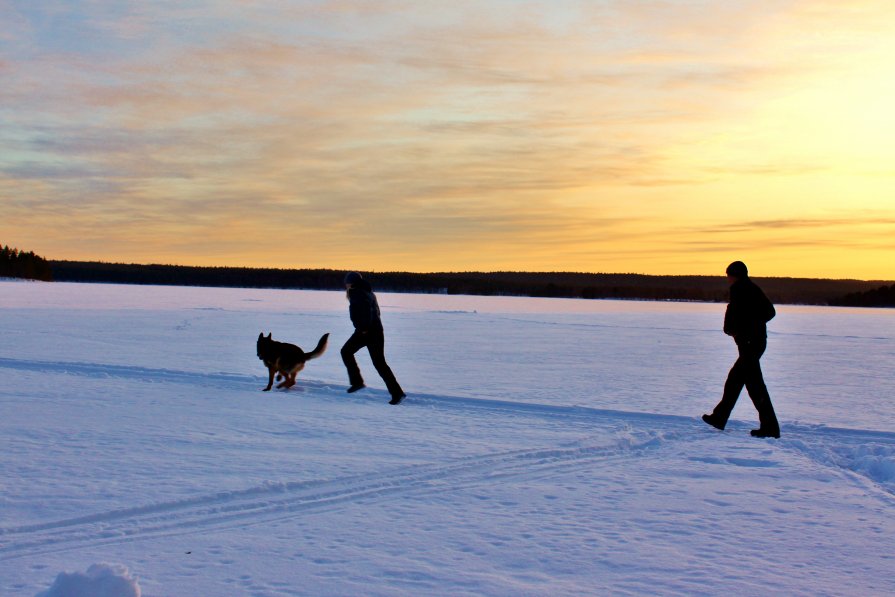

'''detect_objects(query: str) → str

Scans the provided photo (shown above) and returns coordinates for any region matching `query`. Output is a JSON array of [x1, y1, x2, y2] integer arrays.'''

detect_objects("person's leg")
[[707, 350, 749, 428], [365, 329, 404, 399], [741, 339, 780, 434], [341, 331, 368, 389]]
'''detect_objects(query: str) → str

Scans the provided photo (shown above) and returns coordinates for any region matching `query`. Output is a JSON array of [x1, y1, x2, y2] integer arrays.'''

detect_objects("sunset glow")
[[2, 1, 893, 278]]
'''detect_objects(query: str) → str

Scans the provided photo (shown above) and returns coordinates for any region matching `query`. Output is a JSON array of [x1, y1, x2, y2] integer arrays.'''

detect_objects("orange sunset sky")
[[1, 1, 893, 279]]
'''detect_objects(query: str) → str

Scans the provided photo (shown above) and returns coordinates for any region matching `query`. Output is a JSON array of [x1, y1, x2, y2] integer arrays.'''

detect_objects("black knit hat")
[[726, 261, 748, 278], [344, 272, 363, 286]]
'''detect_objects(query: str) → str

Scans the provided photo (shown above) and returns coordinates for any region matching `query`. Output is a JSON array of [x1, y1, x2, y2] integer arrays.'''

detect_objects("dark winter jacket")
[[347, 279, 383, 332], [723, 277, 775, 342]]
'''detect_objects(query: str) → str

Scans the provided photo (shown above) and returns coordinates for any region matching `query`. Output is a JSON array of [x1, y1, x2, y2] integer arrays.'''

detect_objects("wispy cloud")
[[1, 0, 894, 277]]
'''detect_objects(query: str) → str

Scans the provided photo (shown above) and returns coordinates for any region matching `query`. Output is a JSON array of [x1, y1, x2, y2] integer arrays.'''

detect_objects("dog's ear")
[[258, 332, 264, 340], [267, 332, 272, 339]]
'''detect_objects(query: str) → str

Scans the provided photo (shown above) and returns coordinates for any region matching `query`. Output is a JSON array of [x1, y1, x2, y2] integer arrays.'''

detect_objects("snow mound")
[[789, 433, 895, 493], [36, 563, 140, 597], [839, 444, 895, 488]]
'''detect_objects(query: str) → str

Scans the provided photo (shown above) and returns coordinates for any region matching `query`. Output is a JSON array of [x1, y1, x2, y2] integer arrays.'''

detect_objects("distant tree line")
[[830, 283, 895, 308], [1, 244, 53, 281], [48, 260, 894, 306]]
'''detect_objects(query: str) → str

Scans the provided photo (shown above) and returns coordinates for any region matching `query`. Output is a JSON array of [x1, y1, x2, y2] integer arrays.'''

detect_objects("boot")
[[750, 428, 780, 439], [702, 414, 725, 431]]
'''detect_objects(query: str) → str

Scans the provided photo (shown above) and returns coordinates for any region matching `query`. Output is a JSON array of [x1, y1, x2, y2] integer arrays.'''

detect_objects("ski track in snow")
[[0, 356, 251, 387], [0, 431, 674, 562], [485, 314, 894, 342], [2, 355, 894, 564]]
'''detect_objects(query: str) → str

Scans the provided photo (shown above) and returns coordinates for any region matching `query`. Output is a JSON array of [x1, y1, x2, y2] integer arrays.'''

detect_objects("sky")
[[1, 0, 894, 279]]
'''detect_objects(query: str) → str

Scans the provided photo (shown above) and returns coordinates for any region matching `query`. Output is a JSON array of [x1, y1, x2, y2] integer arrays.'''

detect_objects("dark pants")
[[710, 337, 779, 432], [341, 328, 404, 399]]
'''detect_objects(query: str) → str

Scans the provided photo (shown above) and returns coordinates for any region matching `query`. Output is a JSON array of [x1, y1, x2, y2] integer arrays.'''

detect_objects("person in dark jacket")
[[702, 261, 780, 438], [341, 272, 406, 405]]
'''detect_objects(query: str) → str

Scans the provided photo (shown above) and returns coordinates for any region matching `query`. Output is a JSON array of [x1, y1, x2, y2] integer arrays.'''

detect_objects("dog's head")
[[257, 332, 273, 359]]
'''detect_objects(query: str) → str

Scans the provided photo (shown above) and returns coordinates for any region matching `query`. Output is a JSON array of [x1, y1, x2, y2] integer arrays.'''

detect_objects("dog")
[[256, 332, 329, 391]]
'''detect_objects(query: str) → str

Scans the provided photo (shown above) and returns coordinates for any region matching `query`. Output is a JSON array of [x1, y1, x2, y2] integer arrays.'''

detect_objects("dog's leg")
[[284, 373, 296, 388], [286, 363, 304, 389], [263, 367, 275, 391]]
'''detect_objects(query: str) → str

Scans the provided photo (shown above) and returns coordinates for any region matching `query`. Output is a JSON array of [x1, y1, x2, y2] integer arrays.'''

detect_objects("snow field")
[[1, 282, 893, 596]]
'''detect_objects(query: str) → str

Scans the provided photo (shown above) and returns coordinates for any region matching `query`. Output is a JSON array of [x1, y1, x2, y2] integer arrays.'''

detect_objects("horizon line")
[[48, 258, 894, 284]]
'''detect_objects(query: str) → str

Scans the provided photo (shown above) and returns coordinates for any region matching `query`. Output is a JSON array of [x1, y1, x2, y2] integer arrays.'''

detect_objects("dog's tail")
[[306, 333, 329, 360]]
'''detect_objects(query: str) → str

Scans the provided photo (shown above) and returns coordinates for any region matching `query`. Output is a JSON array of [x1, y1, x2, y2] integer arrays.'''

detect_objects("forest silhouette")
[[0, 244, 53, 281], [2, 243, 891, 306], [48, 259, 894, 307]]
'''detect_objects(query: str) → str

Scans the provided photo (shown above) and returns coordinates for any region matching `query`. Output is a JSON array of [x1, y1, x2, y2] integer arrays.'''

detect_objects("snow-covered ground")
[[1, 281, 893, 597]]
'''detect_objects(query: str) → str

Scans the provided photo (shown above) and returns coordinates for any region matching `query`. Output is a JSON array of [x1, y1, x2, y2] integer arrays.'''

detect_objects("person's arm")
[[761, 290, 776, 323], [723, 284, 743, 337], [349, 291, 373, 331]]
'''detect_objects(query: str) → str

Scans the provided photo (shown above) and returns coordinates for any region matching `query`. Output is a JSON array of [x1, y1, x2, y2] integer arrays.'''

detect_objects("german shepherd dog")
[[257, 332, 329, 391]]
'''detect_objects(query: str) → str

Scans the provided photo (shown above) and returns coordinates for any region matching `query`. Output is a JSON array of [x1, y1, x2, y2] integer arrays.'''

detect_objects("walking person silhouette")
[[703, 261, 781, 438], [341, 272, 407, 405]]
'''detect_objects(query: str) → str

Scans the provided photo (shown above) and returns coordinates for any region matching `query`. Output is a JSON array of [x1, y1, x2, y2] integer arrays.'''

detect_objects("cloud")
[[703, 215, 895, 233], [2, 1, 894, 276]]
